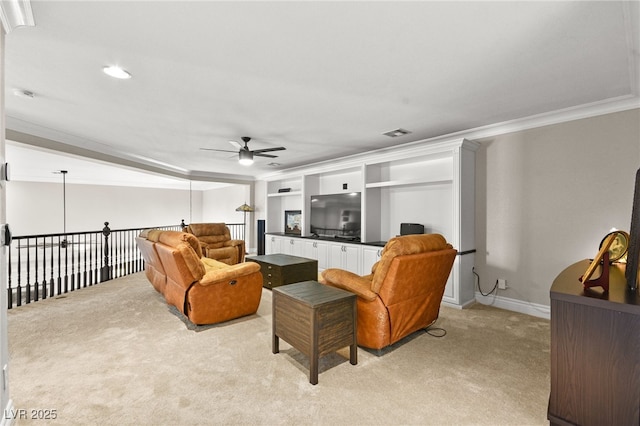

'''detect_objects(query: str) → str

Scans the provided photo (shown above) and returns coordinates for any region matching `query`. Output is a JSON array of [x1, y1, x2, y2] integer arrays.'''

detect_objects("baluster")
[[40, 236, 47, 300], [49, 235, 54, 297], [33, 237, 39, 302], [94, 231, 99, 284], [128, 231, 133, 275], [75, 234, 81, 289], [64, 234, 70, 293], [82, 233, 88, 287], [8, 242, 13, 309], [117, 231, 122, 278], [96, 231, 101, 284], [16, 240, 21, 307], [70, 234, 76, 291], [136, 229, 143, 272], [25, 238, 31, 304], [114, 231, 119, 278], [120, 232, 129, 276], [57, 235, 62, 295], [89, 232, 95, 285]]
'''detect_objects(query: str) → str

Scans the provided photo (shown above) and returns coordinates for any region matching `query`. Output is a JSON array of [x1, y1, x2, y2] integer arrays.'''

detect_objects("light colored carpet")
[[7, 272, 550, 425]]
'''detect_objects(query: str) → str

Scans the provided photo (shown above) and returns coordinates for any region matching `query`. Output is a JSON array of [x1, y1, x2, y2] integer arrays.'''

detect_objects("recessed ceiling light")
[[102, 65, 132, 79], [13, 89, 34, 99], [383, 128, 411, 137]]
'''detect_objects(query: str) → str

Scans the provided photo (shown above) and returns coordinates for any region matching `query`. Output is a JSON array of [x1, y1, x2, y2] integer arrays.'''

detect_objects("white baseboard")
[[474, 292, 550, 320], [1, 399, 15, 426]]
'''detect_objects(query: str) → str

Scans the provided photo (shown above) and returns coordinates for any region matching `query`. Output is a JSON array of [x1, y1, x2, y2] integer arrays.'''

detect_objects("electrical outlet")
[[498, 279, 507, 290]]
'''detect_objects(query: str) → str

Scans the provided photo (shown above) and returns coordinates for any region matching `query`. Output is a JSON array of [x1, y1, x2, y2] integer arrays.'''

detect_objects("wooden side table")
[[249, 254, 318, 289], [272, 280, 357, 385]]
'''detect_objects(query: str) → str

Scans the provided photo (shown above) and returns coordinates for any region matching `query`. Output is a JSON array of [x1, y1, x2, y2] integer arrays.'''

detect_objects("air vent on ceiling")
[[383, 128, 411, 137]]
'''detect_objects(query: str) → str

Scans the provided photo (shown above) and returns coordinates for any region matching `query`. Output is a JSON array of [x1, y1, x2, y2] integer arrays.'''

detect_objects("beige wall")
[[201, 184, 255, 250], [474, 108, 640, 306], [7, 181, 194, 235]]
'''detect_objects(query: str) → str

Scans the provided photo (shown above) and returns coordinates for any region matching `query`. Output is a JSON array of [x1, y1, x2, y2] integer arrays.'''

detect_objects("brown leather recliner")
[[183, 223, 245, 265], [136, 230, 262, 325], [320, 234, 457, 350]]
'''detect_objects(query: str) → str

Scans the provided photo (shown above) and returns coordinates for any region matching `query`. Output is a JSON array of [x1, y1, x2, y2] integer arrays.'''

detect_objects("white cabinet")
[[303, 240, 329, 271], [327, 242, 361, 274], [361, 245, 383, 275], [266, 235, 304, 256], [265, 235, 283, 255], [281, 237, 303, 257]]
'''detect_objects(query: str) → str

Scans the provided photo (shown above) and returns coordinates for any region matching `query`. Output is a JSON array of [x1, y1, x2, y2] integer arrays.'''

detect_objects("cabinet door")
[[285, 238, 303, 257], [266, 236, 283, 255], [315, 241, 329, 271], [303, 240, 328, 273], [327, 242, 361, 274], [328, 243, 344, 270], [303, 240, 317, 260], [281, 238, 293, 255], [361, 245, 382, 275], [343, 244, 361, 274]]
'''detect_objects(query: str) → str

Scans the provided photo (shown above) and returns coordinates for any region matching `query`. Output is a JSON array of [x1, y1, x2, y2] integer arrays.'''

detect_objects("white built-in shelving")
[[260, 137, 478, 308]]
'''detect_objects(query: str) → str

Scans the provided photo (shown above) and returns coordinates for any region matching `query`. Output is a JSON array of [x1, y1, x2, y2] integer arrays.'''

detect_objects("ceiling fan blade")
[[254, 152, 279, 158], [199, 148, 236, 153], [228, 140, 242, 149], [252, 146, 286, 154]]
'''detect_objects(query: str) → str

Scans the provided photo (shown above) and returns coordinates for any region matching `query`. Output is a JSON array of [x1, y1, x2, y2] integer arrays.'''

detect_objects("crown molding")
[[0, 0, 34, 33], [259, 95, 640, 181]]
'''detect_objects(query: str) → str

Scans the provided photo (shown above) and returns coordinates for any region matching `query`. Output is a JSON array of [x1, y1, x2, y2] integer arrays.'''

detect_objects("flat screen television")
[[310, 192, 361, 240]]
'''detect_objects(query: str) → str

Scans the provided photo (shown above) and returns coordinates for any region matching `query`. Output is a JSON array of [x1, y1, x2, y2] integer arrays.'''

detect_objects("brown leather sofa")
[[183, 223, 245, 264], [320, 234, 457, 350], [136, 229, 262, 325]]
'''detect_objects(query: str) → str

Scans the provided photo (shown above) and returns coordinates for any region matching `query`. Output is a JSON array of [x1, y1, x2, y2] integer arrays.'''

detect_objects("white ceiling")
[[3, 1, 640, 187]]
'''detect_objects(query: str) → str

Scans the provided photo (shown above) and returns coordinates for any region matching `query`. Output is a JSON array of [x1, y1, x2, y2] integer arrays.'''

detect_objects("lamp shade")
[[235, 203, 254, 212]]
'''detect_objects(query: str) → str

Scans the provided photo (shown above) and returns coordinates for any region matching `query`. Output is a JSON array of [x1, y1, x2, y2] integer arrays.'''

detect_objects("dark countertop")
[[265, 232, 387, 247]]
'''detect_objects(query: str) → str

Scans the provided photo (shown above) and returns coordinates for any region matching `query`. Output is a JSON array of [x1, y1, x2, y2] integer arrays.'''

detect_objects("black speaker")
[[400, 223, 424, 235], [257, 220, 266, 255]]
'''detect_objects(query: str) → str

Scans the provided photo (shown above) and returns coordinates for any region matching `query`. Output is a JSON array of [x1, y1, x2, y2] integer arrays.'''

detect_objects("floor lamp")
[[235, 203, 254, 245]]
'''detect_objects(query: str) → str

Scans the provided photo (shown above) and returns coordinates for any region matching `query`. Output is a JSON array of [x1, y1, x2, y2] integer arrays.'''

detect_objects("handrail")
[[8, 221, 245, 309]]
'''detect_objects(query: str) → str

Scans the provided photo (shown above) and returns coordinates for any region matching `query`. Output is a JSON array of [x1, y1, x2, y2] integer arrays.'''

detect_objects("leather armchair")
[[320, 234, 457, 350], [183, 223, 245, 265]]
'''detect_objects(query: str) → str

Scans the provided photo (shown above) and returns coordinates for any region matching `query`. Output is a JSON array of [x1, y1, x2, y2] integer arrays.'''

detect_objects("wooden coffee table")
[[272, 280, 357, 385], [249, 254, 318, 289]]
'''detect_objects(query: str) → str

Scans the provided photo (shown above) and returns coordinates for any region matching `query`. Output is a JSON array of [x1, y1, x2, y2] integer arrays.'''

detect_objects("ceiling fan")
[[200, 136, 286, 165]]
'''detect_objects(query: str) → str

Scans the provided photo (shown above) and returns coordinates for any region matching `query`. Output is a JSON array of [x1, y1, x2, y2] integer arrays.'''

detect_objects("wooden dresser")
[[549, 259, 640, 426]]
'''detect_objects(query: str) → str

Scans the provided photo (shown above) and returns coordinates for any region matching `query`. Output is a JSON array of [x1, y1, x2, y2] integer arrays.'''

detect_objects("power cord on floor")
[[424, 326, 447, 337], [474, 266, 498, 296]]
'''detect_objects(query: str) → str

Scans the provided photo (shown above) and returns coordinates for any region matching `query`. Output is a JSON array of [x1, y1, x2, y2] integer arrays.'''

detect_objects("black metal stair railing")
[[8, 221, 247, 309]]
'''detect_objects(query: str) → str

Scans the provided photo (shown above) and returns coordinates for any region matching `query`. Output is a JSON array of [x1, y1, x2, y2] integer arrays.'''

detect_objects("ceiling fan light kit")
[[239, 149, 254, 166], [200, 136, 286, 166]]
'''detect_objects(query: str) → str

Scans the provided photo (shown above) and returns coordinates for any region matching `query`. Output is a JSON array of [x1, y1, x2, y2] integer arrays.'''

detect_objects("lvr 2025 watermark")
[[4, 408, 58, 420]]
